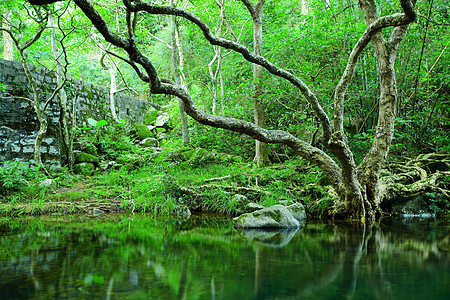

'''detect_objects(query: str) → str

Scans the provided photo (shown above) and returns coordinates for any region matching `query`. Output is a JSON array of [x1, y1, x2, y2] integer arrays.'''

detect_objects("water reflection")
[[0, 215, 448, 299]]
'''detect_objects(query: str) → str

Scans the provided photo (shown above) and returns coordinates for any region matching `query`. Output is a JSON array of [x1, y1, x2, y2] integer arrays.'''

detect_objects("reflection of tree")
[[250, 222, 449, 299], [0, 217, 448, 299]]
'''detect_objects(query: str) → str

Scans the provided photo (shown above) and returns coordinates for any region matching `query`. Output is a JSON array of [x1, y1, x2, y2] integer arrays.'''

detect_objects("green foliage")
[[0, 160, 42, 194]]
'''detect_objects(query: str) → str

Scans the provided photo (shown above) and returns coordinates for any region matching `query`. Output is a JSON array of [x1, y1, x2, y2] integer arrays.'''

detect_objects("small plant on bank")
[[0, 160, 45, 194]]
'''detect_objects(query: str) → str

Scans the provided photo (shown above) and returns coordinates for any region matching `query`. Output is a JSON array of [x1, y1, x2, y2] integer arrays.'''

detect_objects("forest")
[[0, 0, 449, 221]]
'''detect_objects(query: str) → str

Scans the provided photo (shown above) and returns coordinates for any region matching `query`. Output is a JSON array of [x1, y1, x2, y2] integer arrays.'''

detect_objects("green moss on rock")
[[76, 152, 99, 165], [74, 162, 95, 176], [143, 107, 159, 125], [135, 124, 154, 140]]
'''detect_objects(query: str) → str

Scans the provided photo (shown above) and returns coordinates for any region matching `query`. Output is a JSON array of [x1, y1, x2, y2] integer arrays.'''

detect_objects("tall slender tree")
[[170, 0, 189, 144], [241, 0, 270, 166]]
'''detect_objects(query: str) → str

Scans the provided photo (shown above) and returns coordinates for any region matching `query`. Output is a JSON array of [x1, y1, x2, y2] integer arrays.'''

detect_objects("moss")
[[135, 124, 154, 140], [266, 210, 282, 223], [143, 107, 158, 125], [76, 152, 99, 165], [74, 162, 95, 176]]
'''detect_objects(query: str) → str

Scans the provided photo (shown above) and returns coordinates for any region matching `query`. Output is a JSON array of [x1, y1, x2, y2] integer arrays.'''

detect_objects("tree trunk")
[[108, 66, 119, 122], [19, 47, 47, 168], [356, 0, 415, 218], [170, 0, 189, 144], [249, 0, 270, 167], [50, 14, 74, 169], [2, 11, 13, 60]]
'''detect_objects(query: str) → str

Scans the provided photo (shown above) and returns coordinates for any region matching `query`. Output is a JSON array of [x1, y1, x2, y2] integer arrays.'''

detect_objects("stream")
[[0, 214, 448, 299]]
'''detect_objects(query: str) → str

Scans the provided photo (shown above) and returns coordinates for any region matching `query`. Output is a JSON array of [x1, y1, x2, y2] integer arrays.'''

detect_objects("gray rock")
[[246, 202, 265, 213], [93, 208, 104, 214], [39, 178, 57, 190], [287, 203, 306, 220], [155, 113, 170, 127], [233, 205, 300, 228], [140, 137, 158, 147], [391, 195, 434, 218], [74, 162, 95, 176], [156, 132, 168, 140]]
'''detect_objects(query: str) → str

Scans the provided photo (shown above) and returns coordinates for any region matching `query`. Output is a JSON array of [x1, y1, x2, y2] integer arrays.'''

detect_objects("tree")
[[28, 0, 417, 221], [0, 5, 67, 170], [241, 0, 270, 166], [49, 10, 77, 170], [2, 9, 14, 60], [170, 0, 189, 144]]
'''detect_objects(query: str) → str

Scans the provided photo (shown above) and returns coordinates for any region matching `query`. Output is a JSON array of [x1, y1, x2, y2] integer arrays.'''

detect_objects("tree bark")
[[242, 0, 270, 166], [170, 0, 189, 145], [50, 14, 74, 170], [2, 11, 13, 60]]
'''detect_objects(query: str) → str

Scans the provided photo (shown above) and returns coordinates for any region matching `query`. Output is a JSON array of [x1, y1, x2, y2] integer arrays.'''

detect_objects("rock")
[[143, 107, 159, 125], [287, 203, 306, 220], [231, 195, 265, 215], [155, 113, 170, 127], [391, 195, 435, 218], [156, 132, 168, 140], [81, 143, 98, 156], [100, 161, 117, 171], [39, 178, 57, 190], [49, 165, 62, 173], [93, 208, 104, 214], [238, 228, 300, 247], [246, 203, 265, 213], [135, 124, 155, 140], [116, 154, 143, 166], [75, 152, 99, 166], [231, 194, 249, 209], [233, 205, 300, 228], [140, 137, 158, 147], [74, 162, 95, 176]]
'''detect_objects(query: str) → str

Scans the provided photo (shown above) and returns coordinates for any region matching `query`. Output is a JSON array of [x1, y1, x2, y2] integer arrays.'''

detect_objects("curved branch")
[[123, 0, 332, 142], [333, 8, 417, 134], [160, 83, 343, 185]]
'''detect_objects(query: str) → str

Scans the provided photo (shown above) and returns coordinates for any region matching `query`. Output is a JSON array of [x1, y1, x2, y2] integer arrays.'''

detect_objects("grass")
[[0, 137, 335, 217]]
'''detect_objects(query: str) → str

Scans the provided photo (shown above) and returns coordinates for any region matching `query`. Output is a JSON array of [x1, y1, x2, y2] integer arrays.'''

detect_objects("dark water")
[[0, 214, 448, 300]]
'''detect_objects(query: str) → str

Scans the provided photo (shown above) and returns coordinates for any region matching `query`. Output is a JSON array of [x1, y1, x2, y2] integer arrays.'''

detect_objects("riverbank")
[[1, 148, 449, 219]]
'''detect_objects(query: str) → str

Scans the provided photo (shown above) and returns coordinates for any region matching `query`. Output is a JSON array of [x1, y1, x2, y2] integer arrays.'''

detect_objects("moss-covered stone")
[[81, 143, 98, 156], [287, 203, 306, 220], [116, 154, 143, 165], [74, 162, 95, 176], [140, 137, 158, 148], [76, 152, 99, 165], [135, 124, 155, 140], [233, 205, 300, 228], [143, 107, 159, 125]]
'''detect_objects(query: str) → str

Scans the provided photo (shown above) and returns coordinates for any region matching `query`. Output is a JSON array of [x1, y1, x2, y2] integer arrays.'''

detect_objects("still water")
[[0, 214, 448, 300]]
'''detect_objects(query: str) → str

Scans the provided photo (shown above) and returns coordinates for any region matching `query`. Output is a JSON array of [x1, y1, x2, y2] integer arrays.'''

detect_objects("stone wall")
[[0, 59, 153, 165]]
